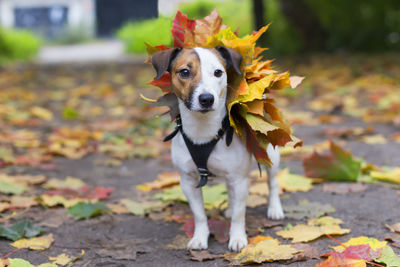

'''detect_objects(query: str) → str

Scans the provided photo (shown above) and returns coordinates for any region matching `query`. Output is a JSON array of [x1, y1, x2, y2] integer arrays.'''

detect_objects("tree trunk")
[[252, 0, 265, 30], [278, 0, 328, 51]]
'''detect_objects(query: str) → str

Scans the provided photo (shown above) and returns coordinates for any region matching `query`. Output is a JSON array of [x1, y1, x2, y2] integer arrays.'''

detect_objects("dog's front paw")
[[228, 234, 248, 252], [187, 235, 209, 250], [267, 204, 285, 220]]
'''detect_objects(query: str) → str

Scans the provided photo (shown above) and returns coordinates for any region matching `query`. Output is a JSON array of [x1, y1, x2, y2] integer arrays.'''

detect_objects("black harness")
[[163, 114, 234, 188]]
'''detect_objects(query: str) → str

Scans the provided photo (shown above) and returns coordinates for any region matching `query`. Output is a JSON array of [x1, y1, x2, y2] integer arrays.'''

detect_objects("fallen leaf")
[[48, 250, 85, 266], [303, 140, 361, 181], [326, 244, 381, 261], [370, 168, 400, 184], [249, 182, 269, 196], [385, 235, 400, 248], [66, 202, 108, 220], [230, 239, 299, 264], [246, 194, 267, 208], [106, 203, 130, 214], [248, 235, 274, 245], [284, 199, 336, 220], [322, 183, 367, 194], [166, 234, 190, 250], [0, 221, 44, 241], [40, 194, 83, 208], [276, 223, 350, 243], [11, 233, 54, 250], [121, 199, 165, 216], [277, 168, 313, 192], [291, 243, 321, 261], [316, 256, 366, 267], [374, 245, 400, 267], [386, 222, 400, 234], [190, 250, 222, 262], [7, 258, 35, 267], [332, 236, 387, 253], [136, 171, 180, 191], [30, 106, 53, 121], [43, 176, 86, 190], [0, 174, 28, 195], [361, 134, 387, 144]]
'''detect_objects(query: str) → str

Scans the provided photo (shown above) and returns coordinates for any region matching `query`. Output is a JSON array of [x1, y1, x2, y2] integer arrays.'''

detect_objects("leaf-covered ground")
[[0, 54, 400, 266]]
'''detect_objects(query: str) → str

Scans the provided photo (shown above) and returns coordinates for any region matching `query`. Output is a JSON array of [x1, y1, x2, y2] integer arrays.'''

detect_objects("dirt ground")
[[0, 61, 400, 266]]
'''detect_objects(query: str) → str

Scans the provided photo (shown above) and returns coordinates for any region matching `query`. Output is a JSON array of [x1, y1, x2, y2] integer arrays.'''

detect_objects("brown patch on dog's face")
[[170, 49, 202, 105]]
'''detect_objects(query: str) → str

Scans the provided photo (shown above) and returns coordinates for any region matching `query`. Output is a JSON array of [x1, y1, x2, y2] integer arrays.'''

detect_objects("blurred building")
[[0, 0, 158, 39]]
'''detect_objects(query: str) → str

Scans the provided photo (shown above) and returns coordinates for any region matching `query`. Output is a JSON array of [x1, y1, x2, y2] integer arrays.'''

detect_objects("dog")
[[151, 46, 284, 252]]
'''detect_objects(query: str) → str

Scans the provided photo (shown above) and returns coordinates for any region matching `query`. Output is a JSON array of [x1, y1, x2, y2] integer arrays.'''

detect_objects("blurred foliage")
[[0, 27, 41, 64], [180, 0, 252, 37], [117, 0, 400, 55], [52, 25, 92, 45], [305, 0, 400, 52], [117, 17, 173, 54]]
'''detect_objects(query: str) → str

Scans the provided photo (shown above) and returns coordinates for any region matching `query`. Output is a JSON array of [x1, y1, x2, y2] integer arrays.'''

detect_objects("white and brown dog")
[[151, 47, 284, 252]]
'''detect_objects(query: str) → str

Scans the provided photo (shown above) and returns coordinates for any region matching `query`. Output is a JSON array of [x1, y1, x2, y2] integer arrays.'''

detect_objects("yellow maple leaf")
[[136, 171, 180, 191], [40, 194, 84, 208], [49, 250, 84, 266], [43, 176, 85, 190], [233, 239, 299, 264], [30, 106, 53, 121], [370, 168, 400, 184], [276, 217, 350, 243], [276, 168, 313, 192], [331, 236, 387, 253], [11, 233, 54, 250], [248, 235, 275, 245]]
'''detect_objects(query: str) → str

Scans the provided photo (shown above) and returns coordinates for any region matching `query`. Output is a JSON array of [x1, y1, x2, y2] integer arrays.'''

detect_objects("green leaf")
[[8, 258, 35, 267], [63, 107, 79, 120], [303, 141, 361, 181], [374, 245, 400, 267], [0, 175, 27, 195], [66, 202, 108, 220], [0, 221, 44, 241]]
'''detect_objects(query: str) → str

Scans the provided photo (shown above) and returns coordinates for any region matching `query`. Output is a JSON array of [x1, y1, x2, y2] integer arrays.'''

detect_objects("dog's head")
[[151, 47, 242, 113]]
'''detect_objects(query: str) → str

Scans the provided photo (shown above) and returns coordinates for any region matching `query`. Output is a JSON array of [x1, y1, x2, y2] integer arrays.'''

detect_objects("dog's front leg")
[[266, 144, 285, 220], [227, 178, 248, 252], [180, 173, 209, 250]]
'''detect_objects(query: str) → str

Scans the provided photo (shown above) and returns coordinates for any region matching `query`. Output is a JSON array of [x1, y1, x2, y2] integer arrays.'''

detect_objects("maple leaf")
[[370, 167, 400, 184], [303, 140, 362, 181], [331, 237, 387, 253], [374, 245, 400, 267], [326, 244, 381, 261], [276, 168, 313, 192], [316, 256, 366, 267], [66, 202, 108, 220], [136, 171, 180, 191], [11, 233, 54, 250], [230, 239, 300, 264], [0, 221, 44, 241], [149, 72, 172, 93], [189, 250, 222, 262], [171, 10, 196, 47], [120, 199, 166, 216]]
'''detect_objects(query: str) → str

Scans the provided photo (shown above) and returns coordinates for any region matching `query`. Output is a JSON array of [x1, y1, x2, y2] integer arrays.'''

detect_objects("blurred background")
[[0, 0, 399, 63]]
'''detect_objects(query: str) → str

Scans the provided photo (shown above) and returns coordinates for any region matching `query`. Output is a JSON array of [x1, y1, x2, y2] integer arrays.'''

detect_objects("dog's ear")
[[151, 48, 182, 80], [215, 46, 242, 75]]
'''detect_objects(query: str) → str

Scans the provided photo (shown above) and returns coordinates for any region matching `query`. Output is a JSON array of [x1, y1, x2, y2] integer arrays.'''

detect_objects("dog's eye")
[[214, 69, 223, 77], [178, 69, 191, 79]]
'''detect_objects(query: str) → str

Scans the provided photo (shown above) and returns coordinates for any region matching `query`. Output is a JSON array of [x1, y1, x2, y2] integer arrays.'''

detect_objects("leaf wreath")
[[145, 9, 303, 165]]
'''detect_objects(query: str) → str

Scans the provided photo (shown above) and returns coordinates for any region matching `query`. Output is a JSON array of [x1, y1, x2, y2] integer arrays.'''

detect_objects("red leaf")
[[325, 244, 381, 261], [149, 72, 172, 93], [171, 11, 196, 47]]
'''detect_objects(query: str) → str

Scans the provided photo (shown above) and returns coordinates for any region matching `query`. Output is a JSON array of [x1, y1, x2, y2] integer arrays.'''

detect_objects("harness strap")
[[163, 114, 234, 187]]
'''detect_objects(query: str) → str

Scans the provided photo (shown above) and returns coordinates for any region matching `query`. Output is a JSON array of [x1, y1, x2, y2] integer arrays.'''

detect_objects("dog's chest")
[[171, 133, 252, 179]]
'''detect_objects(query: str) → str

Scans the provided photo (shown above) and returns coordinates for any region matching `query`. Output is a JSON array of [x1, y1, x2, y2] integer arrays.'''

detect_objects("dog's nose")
[[199, 93, 214, 108]]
